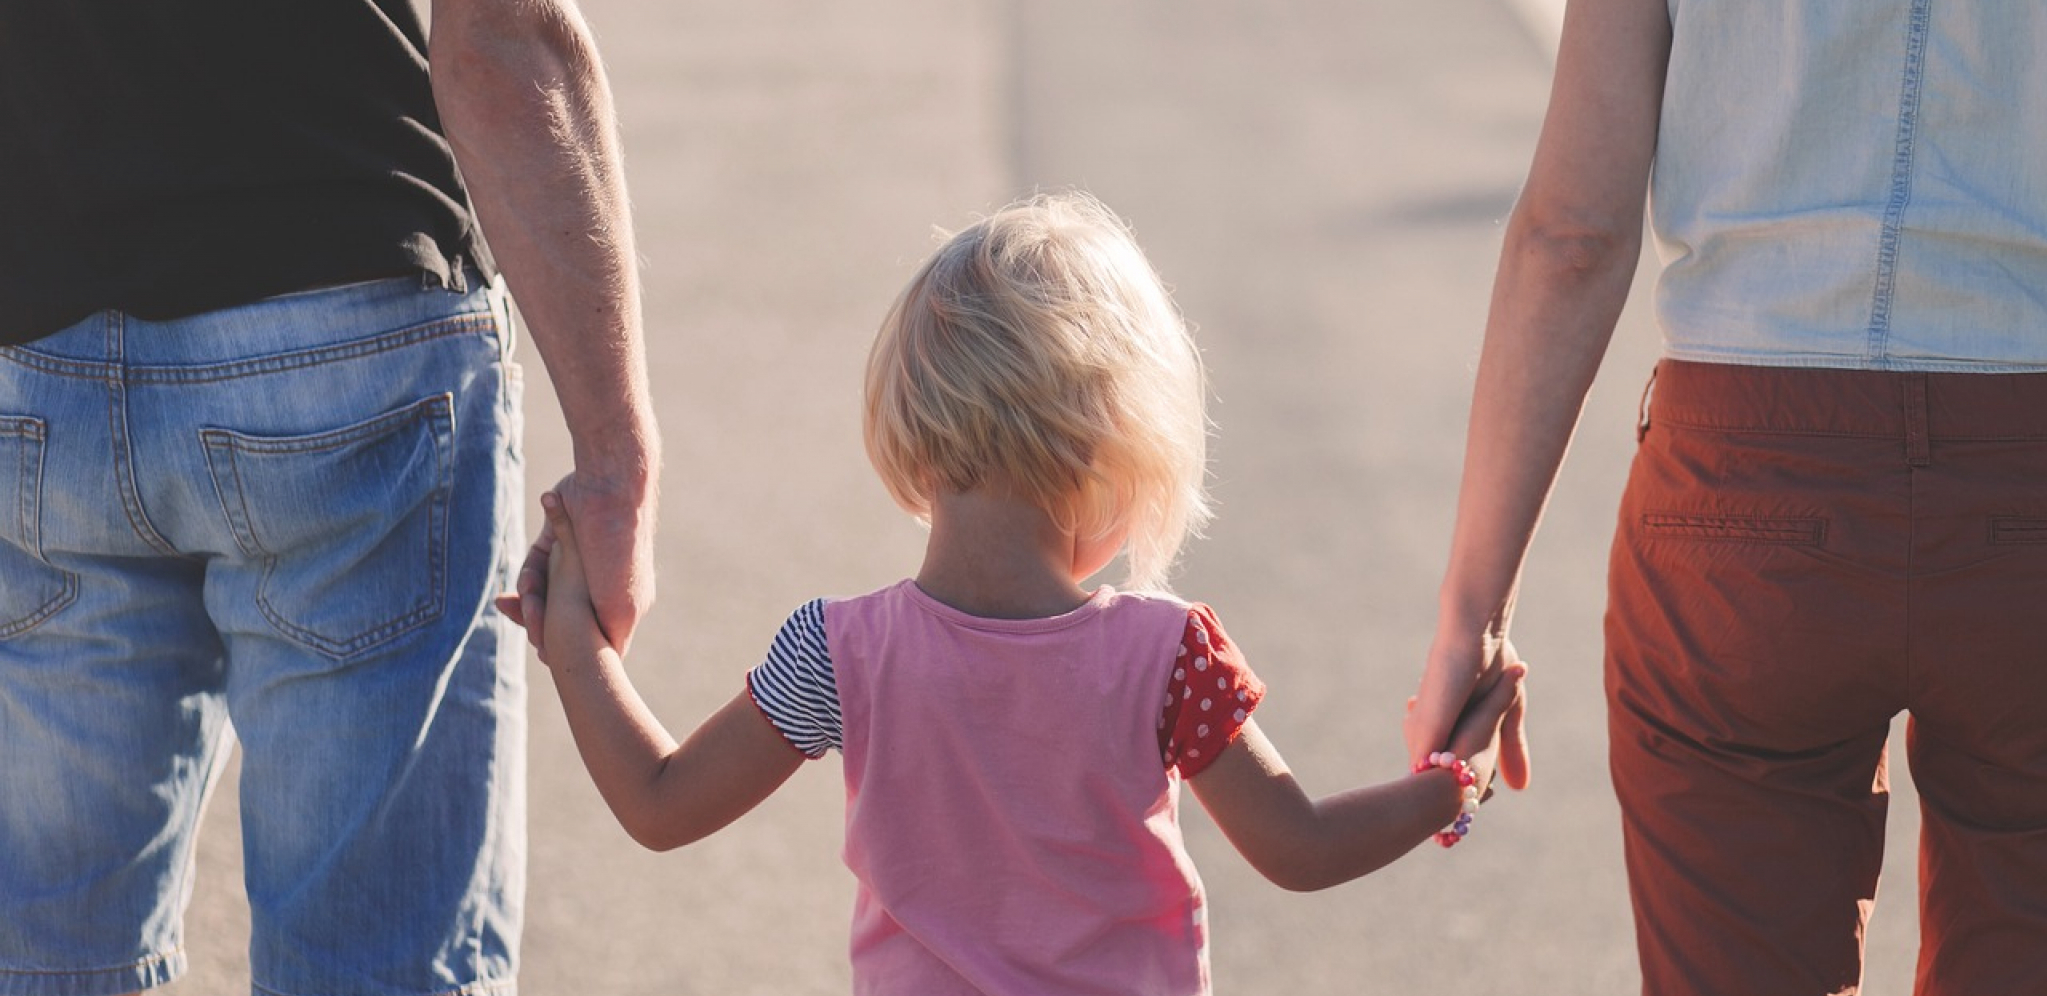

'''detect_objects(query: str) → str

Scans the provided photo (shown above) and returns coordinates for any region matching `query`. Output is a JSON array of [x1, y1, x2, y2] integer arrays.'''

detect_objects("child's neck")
[[916, 482, 1093, 621]]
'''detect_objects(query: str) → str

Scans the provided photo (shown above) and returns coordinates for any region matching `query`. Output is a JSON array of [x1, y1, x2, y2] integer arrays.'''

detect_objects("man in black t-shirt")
[[0, 2, 657, 993]]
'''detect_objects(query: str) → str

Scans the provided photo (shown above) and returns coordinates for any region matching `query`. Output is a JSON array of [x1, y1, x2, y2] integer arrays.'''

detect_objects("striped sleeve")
[[745, 599, 842, 759]]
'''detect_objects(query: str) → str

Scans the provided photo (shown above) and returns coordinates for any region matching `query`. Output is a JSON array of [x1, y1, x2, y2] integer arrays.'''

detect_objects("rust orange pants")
[[1607, 360, 2047, 996]]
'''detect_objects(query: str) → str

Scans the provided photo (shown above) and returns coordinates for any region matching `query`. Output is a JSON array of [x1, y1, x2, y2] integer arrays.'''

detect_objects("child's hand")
[[494, 518, 558, 649], [1409, 636, 1531, 791], [528, 490, 615, 668], [1443, 662, 1528, 799]]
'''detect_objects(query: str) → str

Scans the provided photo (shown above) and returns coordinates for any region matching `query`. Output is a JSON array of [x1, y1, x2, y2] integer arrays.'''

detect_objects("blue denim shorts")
[[0, 274, 526, 996]]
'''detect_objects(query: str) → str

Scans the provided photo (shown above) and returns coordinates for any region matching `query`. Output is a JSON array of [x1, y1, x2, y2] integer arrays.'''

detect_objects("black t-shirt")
[[0, 1, 494, 344]]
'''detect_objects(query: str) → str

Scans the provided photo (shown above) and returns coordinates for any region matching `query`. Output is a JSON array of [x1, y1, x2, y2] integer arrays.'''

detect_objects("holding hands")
[[497, 490, 805, 852], [498, 469, 655, 655], [1433, 656, 1528, 805], [507, 490, 615, 670], [1408, 633, 1531, 793]]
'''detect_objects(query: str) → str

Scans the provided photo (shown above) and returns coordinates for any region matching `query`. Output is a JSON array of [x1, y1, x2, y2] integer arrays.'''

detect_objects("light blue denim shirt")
[[1652, 2, 2047, 371]]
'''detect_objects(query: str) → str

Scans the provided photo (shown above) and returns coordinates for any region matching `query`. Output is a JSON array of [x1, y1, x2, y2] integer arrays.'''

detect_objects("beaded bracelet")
[[1411, 751, 1483, 848]]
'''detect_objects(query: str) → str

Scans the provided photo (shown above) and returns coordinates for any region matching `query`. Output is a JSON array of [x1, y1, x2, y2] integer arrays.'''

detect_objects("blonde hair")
[[864, 192, 1210, 592]]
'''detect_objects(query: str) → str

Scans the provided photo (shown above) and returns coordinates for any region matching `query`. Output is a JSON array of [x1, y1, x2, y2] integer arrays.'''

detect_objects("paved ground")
[[166, 2, 1927, 993]]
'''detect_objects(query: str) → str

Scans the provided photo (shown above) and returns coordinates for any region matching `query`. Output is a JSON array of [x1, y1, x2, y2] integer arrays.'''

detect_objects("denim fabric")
[[0, 275, 526, 996], [1652, 2, 2047, 371]]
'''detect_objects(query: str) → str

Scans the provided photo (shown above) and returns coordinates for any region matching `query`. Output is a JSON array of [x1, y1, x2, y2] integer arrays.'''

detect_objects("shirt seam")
[[1864, 0, 1933, 365], [899, 579, 1123, 634]]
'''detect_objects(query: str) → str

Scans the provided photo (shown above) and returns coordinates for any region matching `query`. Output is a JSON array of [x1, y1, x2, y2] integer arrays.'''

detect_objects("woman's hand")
[[1442, 660, 1529, 796], [1408, 637, 1530, 790]]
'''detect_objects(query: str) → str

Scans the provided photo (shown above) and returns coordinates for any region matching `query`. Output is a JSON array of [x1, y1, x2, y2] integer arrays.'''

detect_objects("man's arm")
[[429, 0, 659, 649]]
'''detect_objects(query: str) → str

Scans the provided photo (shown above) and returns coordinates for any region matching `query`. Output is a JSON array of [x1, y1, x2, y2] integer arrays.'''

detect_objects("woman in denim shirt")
[[1406, 3, 2047, 994]]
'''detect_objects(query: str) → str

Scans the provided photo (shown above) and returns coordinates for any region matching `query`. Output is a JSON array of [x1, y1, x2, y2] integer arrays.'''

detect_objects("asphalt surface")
[[166, 2, 1927, 993]]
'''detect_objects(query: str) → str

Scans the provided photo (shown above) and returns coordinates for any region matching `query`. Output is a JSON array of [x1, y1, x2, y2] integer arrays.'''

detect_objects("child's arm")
[[529, 492, 804, 852], [1188, 665, 1524, 892]]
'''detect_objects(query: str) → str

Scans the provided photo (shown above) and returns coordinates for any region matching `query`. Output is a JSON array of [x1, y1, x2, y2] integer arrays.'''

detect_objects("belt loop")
[[420, 261, 469, 294], [490, 275, 518, 360], [1904, 373, 1931, 467], [1636, 362, 1659, 443]]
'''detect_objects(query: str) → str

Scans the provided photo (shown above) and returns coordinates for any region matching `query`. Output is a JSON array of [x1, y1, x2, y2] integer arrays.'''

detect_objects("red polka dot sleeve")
[[1159, 604, 1264, 777]]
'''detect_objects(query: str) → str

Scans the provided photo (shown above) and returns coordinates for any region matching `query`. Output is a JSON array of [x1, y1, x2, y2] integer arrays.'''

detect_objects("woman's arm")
[[1404, 0, 1674, 787], [1192, 668, 1524, 892]]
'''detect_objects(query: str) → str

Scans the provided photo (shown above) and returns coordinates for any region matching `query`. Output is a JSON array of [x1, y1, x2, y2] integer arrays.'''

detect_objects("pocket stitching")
[[1989, 516, 2047, 545], [1640, 511, 1827, 546], [0, 416, 79, 638], [201, 393, 455, 458], [201, 430, 264, 559], [0, 576, 77, 639], [201, 395, 455, 659]]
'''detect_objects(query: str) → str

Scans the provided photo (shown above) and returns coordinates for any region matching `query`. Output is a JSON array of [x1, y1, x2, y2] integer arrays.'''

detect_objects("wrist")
[[567, 398, 661, 485], [1413, 752, 1484, 848], [545, 638, 620, 678], [568, 442, 662, 502], [1435, 601, 1504, 645], [1431, 605, 1512, 670], [1435, 572, 1516, 640], [1412, 766, 1465, 828]]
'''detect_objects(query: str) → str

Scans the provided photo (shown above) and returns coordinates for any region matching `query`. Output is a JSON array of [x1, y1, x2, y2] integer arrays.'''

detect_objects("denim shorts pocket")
[[202, 394, 455, 659], [1640, 511, 1827, 546], [0, 415, 77, 638]]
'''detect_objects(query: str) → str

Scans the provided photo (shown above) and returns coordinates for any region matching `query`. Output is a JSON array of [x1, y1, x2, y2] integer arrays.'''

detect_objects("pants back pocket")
[[202, 395, 455, 659], [0, 416, 76, 637]]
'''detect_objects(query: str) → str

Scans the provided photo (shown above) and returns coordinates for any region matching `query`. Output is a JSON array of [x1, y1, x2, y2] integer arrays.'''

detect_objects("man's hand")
[[501, 469, 654, 652]]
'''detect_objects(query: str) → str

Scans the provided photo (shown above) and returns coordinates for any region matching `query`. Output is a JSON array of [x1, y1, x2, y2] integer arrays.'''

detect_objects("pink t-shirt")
[[746, 597, 1264, 773], [802, 580, 1257, 996]]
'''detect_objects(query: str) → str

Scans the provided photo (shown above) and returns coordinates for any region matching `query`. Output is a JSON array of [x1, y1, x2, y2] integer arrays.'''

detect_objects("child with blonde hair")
[[515, 192, 1522, 995]]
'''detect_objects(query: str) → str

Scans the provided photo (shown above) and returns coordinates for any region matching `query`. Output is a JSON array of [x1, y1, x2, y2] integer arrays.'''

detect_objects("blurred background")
[[167, 1, 1927, 993]]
